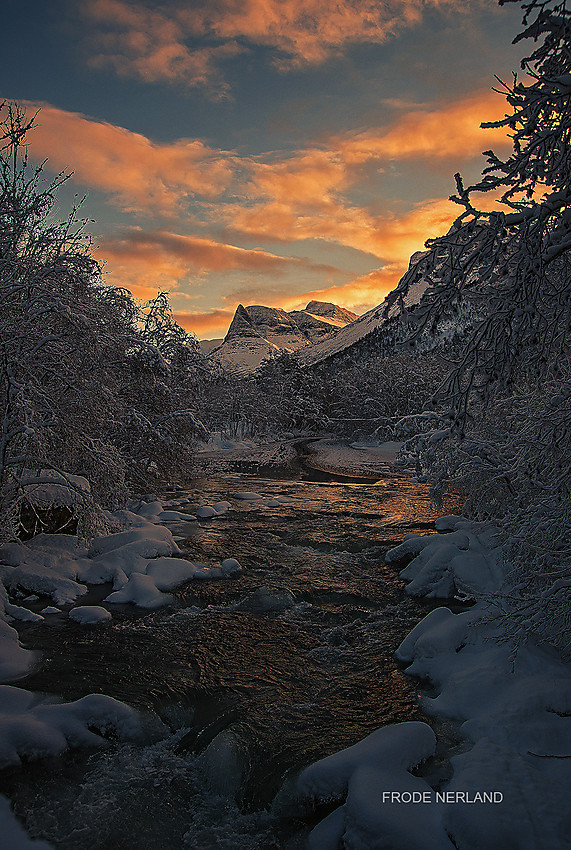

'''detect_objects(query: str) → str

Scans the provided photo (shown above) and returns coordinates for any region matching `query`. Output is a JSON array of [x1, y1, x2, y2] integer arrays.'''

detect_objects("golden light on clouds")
[[25, 102, 234, 214], [21, 74, 512, 338], [83, 0, 488, 93]]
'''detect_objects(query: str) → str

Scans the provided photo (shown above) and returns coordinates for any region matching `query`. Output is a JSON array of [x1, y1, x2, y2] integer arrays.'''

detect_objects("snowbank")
[[287, 722, 454, 850], [386, 517, 503, 598], [296, 514, 571, 849], [305, 439, 400, 478]]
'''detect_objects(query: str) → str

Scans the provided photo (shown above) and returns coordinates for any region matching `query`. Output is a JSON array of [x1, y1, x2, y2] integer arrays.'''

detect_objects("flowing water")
[[3, 457, 457, 849]]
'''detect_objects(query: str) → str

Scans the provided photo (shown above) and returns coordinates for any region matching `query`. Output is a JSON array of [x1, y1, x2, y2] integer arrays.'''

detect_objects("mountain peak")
[[209, 299, 358, 373], [305, 301, 359, 324]]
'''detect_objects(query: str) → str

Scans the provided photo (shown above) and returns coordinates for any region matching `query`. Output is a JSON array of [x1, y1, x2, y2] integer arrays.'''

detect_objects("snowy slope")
[[300, 253, 430, 366]]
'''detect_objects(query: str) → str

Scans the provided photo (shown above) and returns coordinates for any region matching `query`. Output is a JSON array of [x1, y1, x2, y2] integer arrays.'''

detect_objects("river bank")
[[0, 439, 569, 848]]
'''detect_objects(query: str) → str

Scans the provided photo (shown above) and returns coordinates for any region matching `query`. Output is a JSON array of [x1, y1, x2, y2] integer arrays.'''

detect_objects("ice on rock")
[[156, 509, 196, 522], [196, 505, 218, 518], [3, 602, 44, 623], [191, 564, 224, 580], [203, 730, 248, 798], [220, 558, 242, 576], [234, 492, 265, 501], [234, 586, 295, 613], [69, 606, 112, 625], [294, 722, 454, 850], [0, 686, 139, 770]]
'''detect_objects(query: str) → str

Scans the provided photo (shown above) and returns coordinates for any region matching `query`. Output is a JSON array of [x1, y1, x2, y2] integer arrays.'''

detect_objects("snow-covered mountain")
[[207, 301, 358, 372], [205, 254, 430, 373], [299, 252, 431, 366]]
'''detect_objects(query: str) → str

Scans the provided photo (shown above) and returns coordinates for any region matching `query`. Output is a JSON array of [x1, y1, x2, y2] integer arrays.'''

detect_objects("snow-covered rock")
[[0, 795, 53, 849], [393, 600, 571, 849], [146, 557, 201, 590], [104, 572, 175, 608], [0, 686, 139, 770], [69, 606, 112, 625], [207, 301, 358, 373], [386, 518, 503, 598]]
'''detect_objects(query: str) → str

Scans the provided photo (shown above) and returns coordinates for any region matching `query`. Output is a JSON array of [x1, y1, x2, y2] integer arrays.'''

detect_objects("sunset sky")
[[2, 0, 528, 338]]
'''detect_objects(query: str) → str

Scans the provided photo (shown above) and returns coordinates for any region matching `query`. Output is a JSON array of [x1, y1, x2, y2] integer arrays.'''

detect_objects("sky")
[[1, 0, 529, 339]]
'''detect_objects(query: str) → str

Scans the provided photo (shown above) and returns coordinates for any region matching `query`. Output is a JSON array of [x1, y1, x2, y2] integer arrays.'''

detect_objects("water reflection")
[[10, 472, 457, 846]]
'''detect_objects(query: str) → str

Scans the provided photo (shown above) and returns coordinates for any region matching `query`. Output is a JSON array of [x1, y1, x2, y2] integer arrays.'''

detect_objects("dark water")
[[4, 467, 456, 849]]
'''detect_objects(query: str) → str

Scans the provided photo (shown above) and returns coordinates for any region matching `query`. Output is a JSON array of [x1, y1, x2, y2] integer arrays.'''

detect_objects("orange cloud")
[[333, 90, 511, 165], [177, 264, 405, 339], [223, 262, 413, 316], [228, 196, 458, 262], [94, 227, 340, 298], [82, 0, 485, 91], [288, 266, 408, 313], [22, 101, 234, 214], [224, 90, 509, 257], [85, 0, 245, 95], [174, 309, 234, 337]]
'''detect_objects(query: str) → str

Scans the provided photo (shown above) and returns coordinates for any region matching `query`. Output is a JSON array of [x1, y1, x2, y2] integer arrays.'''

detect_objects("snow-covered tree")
[[0, 103, 206, 539], [117, 291, 207, 490], [386, 0, 571, 654], [388, 0, 570, 417]]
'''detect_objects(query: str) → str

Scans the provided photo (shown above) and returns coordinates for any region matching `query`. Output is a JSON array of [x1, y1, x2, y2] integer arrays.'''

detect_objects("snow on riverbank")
[[0, 487, 267, 842], [195, 432, 402, 480], [1, 453, 569, 848], [304, 438, 402, 478], [292, 514, 571, 849]]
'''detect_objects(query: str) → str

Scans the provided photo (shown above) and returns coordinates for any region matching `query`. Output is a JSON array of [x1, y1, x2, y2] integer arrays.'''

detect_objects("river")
[[4, 451, 456, 849]]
